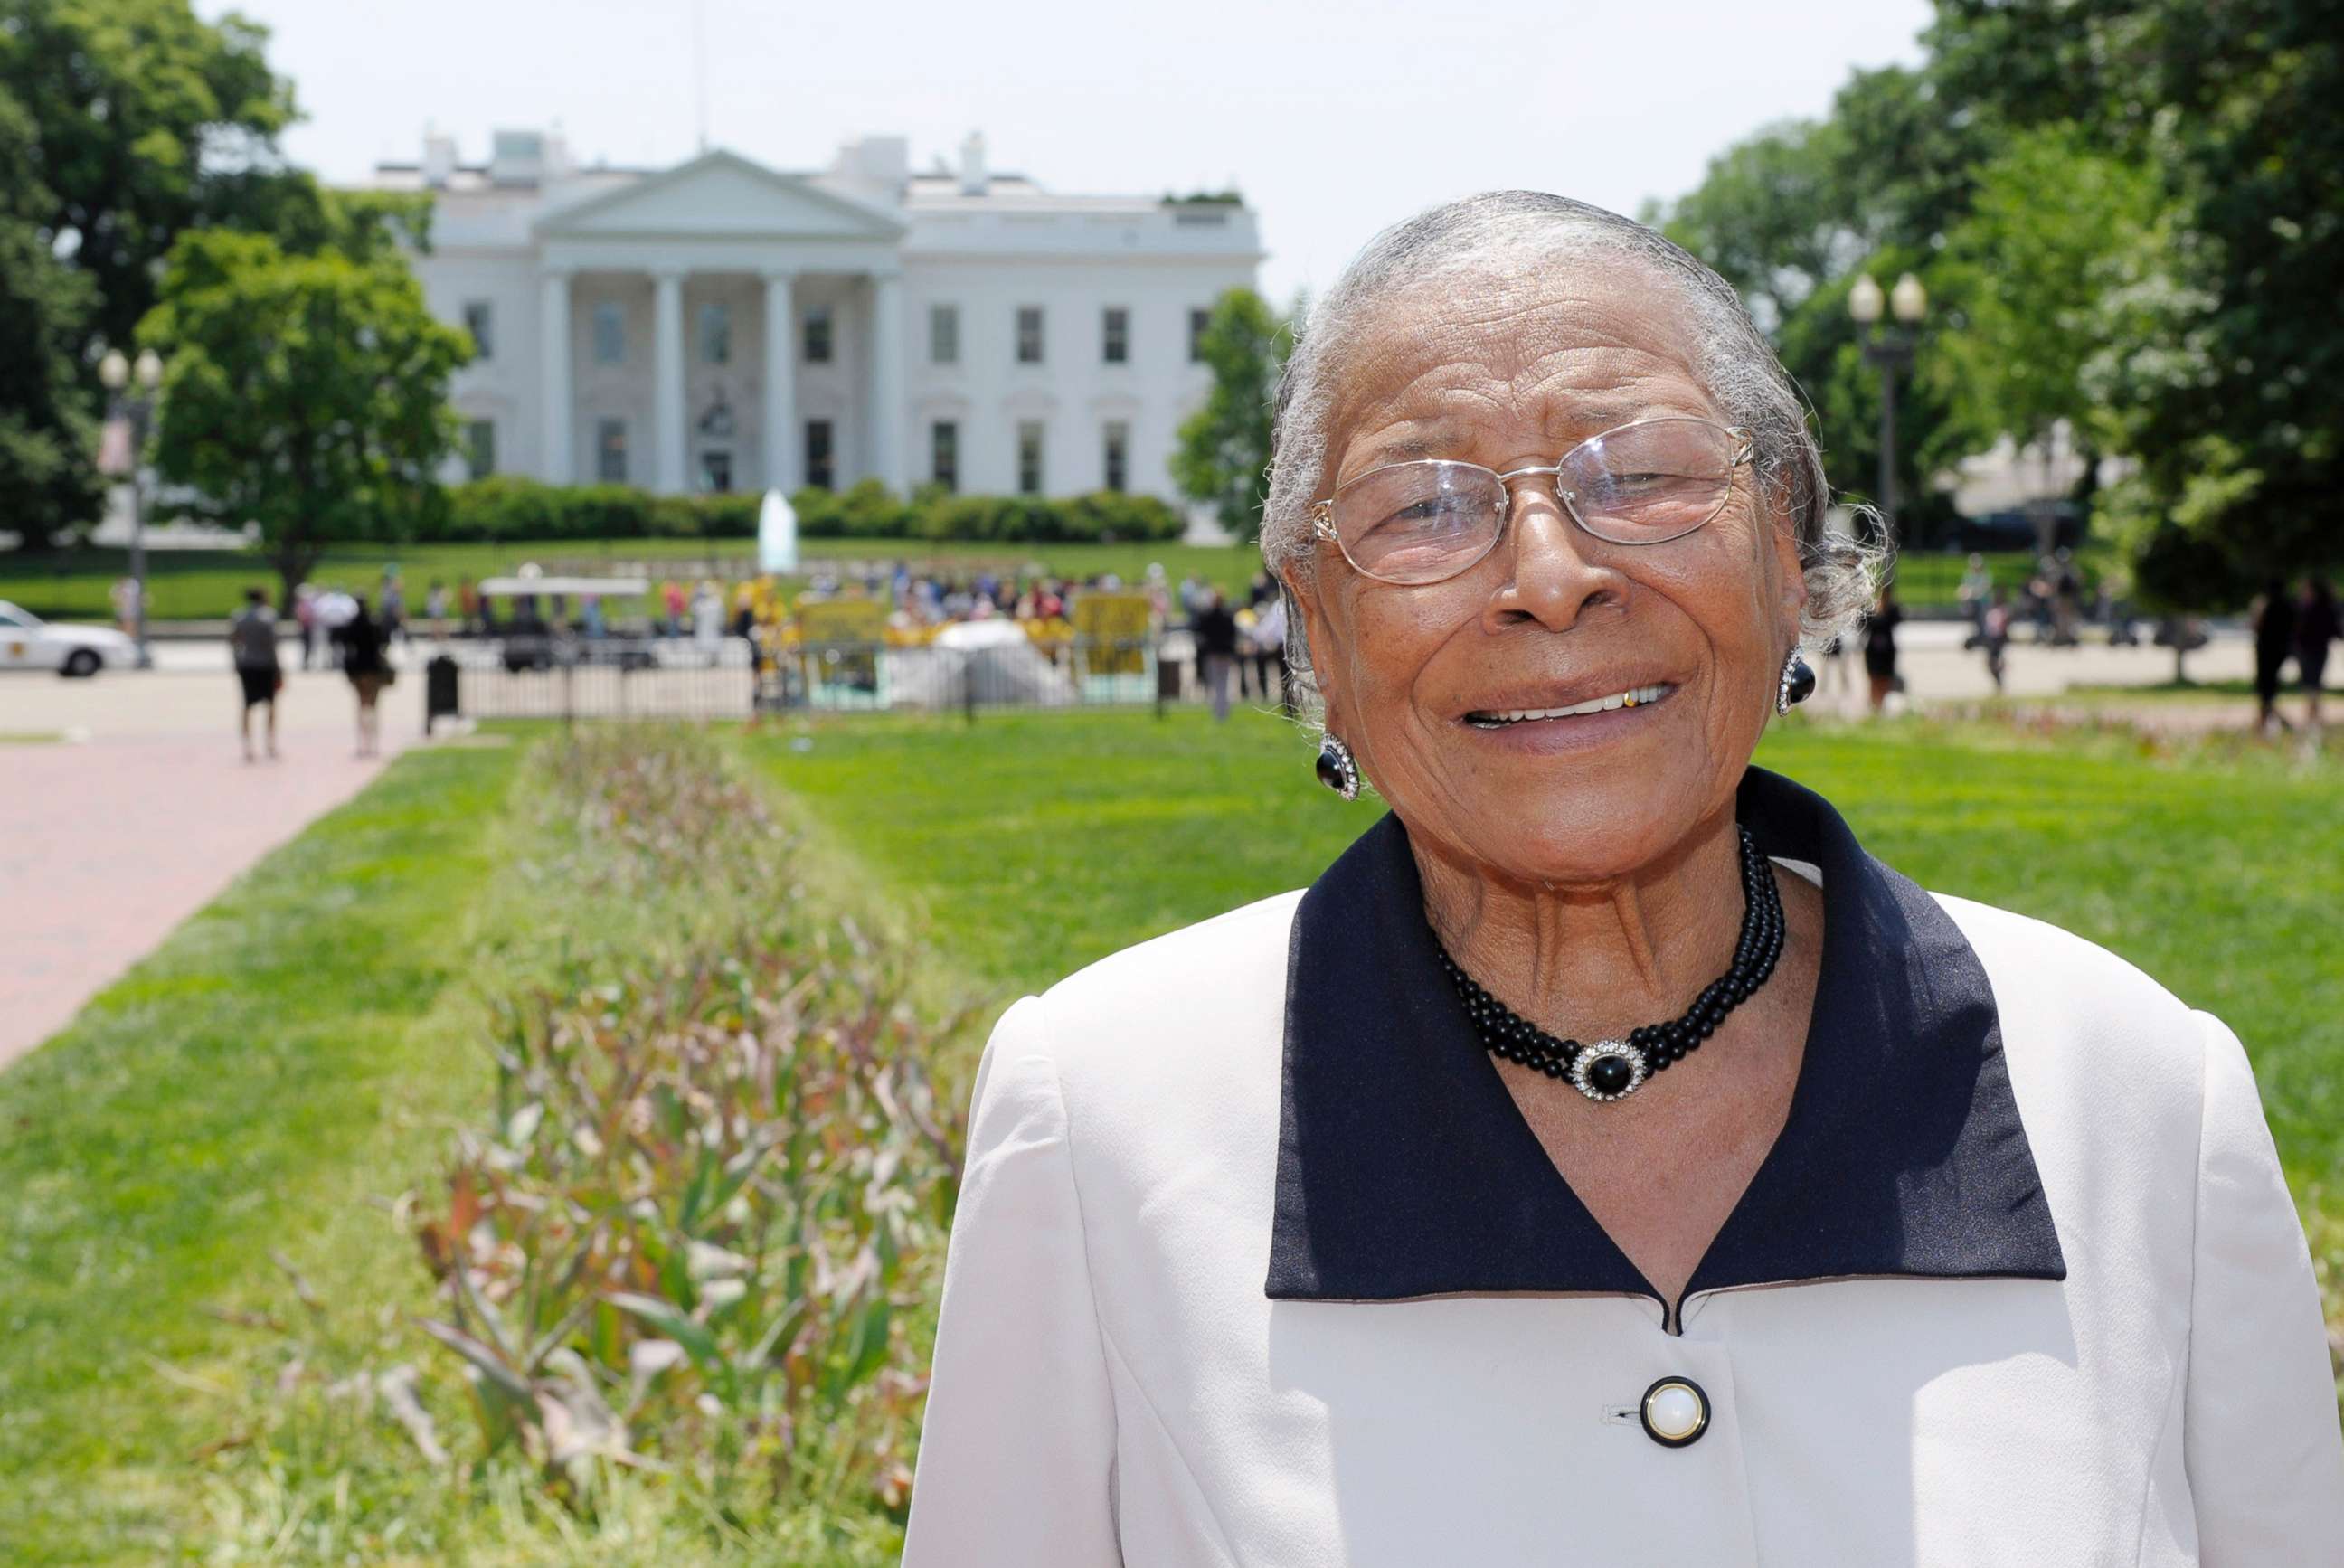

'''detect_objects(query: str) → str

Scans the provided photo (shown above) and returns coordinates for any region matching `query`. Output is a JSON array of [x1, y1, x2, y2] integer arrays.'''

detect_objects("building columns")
[[539, 267, 572, 482], [761, 269, 797, 493], [651, 266, 688, 495], [867, 269, 904, 492]]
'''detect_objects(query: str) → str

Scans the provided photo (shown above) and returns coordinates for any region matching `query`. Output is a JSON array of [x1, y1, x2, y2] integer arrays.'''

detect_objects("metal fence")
[[429, 631, 1291, 726]]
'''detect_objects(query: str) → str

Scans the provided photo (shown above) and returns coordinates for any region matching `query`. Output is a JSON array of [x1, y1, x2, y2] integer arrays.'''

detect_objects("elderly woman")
[[902, 194, 2342, 1565]]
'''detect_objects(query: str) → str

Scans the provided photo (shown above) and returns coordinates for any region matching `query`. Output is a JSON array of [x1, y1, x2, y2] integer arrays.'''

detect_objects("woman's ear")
[[1771, 517, 1810, 646], [1277, 562, 1337, 713]]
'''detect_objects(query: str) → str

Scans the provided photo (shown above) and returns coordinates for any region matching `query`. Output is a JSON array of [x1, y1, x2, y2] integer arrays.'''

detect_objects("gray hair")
[[1262, 191, 1886, 704]]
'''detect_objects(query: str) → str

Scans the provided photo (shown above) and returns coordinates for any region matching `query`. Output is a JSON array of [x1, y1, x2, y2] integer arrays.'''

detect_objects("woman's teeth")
[[1470, 683, 1673, 726]]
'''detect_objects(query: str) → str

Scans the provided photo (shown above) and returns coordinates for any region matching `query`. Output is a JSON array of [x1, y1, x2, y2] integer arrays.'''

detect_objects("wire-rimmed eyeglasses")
[[1308, 416, 1755, 587]]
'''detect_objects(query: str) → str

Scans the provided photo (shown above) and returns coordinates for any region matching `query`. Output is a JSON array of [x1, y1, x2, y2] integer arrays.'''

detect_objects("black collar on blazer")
[[1265, 763, 2066, 1327]]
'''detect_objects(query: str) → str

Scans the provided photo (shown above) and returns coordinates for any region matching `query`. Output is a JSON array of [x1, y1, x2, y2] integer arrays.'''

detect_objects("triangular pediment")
[[536, 150, 904, 241]]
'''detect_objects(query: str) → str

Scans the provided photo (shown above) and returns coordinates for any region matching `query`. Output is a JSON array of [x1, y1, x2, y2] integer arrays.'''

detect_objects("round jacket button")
[[1640, 1376, 1710, 1448]]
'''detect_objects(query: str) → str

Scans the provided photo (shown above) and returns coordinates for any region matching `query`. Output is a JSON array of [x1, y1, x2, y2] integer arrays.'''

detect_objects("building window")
[[596, 419, 627, 482], [930, 303, 959, 364], [1016, 306, 1044, 364], [1188, 307, 1212, 363], [1016, 420, 1045, 496], [1102, 420, 1129, 492], [593, 302, 625, 365], [465, 418, 496, 479], [462, 300, 494, 360], [700, 450, 732, 493], [931, 420, 959, 492], [803, 305, 833, 364], [1102, 307, 1129, 364], [805, 419, 835, 489], [699, 302, 731, 364]]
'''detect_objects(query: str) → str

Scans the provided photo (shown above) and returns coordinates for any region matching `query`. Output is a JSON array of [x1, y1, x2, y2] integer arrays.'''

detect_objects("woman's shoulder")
[[1926, 887, 2218, 1089], [992, 890, 1304, 1096]]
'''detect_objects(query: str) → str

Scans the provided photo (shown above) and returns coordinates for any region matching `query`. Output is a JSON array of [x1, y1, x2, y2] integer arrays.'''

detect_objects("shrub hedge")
[[426, 477, 1185, 546]]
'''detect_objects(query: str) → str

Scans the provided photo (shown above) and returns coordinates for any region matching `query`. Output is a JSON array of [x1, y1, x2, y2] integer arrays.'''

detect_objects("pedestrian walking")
[[2293, 577, 2338, 729], [379, 571, 406, 644], [228, 587, 282, 761], [1192, 588, 1240, 723], [294, 583, 320, 669], [109, 576, 142, 638], [1957, 553, 1991, 648], [2252, 576, 2298, 735], [338, 596, 392, 758], [2051, 549, 2083, 647], [1253, 590, 1291, 717], [424, 579, 449, 641], [1863, 586, 1903, 716], [1982, 585, 2013, 694]]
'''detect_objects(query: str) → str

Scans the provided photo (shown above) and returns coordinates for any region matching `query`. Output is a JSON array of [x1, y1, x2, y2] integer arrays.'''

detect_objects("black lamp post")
[[99, 346, 165, 669], [1848, 271, 1928, 556]]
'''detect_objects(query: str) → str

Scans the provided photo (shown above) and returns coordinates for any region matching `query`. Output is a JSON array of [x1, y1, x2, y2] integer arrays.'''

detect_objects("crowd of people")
[[226, 571, 399, 760], [405, 558, 1297, 715], [230, 551, 2336, 745]]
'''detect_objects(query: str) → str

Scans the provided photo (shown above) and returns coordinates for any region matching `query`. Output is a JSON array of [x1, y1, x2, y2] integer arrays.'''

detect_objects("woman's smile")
[[1455, 680, 1681, 751]]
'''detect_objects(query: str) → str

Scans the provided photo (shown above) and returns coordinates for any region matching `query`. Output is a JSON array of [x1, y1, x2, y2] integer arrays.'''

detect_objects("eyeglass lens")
[[1329, 420, 1741, 584]]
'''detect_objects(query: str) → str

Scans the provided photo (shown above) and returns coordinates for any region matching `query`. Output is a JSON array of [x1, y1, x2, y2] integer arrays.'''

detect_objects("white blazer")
[[903, 766, 2343, 1566]]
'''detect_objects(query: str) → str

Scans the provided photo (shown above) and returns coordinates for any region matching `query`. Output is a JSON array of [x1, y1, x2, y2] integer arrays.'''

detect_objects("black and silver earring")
[[1315, 733, 1360, 800], [1776, 649, 1817, 715]]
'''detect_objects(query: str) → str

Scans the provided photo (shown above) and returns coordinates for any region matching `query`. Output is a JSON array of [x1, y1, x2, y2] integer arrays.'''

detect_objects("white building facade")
[[364, 130, 1262, 506]]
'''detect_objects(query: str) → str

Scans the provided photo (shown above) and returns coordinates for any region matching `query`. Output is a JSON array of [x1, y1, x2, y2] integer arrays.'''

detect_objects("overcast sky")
[[202, 0, 1933, 303]]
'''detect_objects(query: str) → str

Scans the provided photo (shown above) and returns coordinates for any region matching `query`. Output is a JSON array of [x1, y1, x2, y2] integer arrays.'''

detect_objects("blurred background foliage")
[[1645, 0, 2341, 610]]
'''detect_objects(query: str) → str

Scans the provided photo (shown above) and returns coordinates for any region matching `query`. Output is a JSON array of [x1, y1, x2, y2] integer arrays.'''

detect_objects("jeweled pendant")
[[1568, 1040, 1649, 1102]]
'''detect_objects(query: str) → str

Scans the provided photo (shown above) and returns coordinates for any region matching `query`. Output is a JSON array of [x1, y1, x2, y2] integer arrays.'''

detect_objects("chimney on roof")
[[959, 130, 988, 196], [489, 128, 545, 187], [422, 126, 458, 188]]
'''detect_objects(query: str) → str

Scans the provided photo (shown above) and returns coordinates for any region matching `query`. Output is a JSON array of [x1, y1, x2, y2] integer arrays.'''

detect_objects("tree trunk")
[[273, 543, 324, 616]]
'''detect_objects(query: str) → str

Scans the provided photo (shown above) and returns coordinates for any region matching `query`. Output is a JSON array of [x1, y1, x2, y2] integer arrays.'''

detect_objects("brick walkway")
[[0, 668, 411, 1069]]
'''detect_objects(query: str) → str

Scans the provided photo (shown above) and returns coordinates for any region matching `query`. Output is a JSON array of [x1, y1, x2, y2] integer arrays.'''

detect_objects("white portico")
[[377, 130, 1263, 506], [534, 150, 906, 495]]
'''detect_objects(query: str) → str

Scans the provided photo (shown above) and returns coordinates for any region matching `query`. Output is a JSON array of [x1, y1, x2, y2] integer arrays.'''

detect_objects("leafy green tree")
[[0, 0, 306, 350], [138, 229, 473, 605], [1172, 288, 1291, 542], [1647, 118, 1853, 332], [0, 87, 101, 546], [1654, 68, 1986, 549], [0, 0, 363, 549], [1926, 0, 2344, 581]]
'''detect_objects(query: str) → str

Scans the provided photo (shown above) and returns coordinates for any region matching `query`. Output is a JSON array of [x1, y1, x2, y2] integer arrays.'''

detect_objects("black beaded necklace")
[[1433, 824, 1786, 1103]]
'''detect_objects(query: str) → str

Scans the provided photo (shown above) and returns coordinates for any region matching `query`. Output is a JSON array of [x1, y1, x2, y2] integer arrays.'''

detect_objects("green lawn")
[[0, 744, 523, 1563], [5, 706, 2332, 1559], [746, 707, 2343, 1197]]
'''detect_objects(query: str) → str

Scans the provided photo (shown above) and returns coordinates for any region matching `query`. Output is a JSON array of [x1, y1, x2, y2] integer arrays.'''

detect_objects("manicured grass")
[[0, 538, 1275, 624], [2054, 678, 2342, 702], [746, 707, 2343, 1200], [0, 744, 522, 1563]]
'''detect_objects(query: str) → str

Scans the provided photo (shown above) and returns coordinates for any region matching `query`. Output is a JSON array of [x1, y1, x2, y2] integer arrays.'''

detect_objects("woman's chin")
[[1432, 793, 1701, 890]]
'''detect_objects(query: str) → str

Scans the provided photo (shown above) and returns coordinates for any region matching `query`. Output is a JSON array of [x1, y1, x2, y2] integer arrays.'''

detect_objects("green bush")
[[428, 479, 1186, 547]]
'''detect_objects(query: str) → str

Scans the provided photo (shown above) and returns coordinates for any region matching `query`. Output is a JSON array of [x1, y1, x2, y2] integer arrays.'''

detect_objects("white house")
[[361, 129, 1263, 506]]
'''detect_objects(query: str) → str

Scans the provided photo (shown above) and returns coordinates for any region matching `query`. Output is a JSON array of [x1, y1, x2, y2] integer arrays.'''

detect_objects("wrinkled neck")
[[1413, 808, 1749, 1041]]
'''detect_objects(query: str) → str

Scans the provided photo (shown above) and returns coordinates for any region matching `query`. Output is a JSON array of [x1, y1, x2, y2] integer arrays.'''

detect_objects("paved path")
[[0, 665, 419, 1069]]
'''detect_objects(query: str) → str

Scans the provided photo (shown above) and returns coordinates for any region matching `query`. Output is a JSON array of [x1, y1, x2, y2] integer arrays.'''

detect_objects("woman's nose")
[[1487, 483, 1622, 632]]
